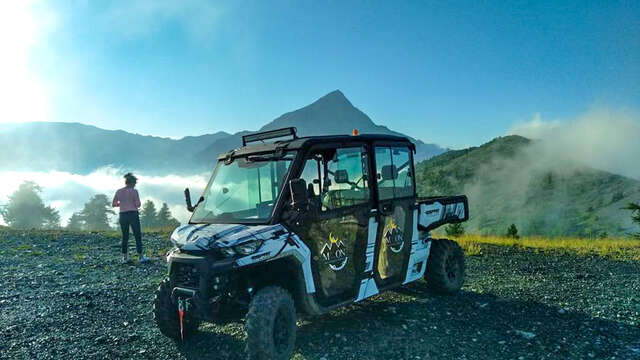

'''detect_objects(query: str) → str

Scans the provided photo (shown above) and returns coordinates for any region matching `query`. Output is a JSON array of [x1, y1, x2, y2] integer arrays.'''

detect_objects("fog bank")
[[0, 167, 208, 226], [508, 108, 640, 180]]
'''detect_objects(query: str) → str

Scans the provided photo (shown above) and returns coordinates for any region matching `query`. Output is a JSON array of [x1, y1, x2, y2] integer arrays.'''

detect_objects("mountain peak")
[[311, 89, 352, 108], [258, 89, 367, 134]]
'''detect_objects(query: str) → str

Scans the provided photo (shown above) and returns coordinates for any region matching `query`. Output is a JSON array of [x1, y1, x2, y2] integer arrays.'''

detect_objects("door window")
[[324, 147, 370, 210], [375, 146, 414, 200], [300, 147, 371, 211], [392, 147, 414, 198], [375, 147, 394, 201]]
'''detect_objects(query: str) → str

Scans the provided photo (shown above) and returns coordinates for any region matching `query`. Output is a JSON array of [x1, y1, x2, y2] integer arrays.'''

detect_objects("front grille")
[[173, 264, 200, 289]]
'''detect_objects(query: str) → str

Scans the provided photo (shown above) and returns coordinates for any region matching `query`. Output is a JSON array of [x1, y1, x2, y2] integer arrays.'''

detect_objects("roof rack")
[[242, 127, 298, 146]]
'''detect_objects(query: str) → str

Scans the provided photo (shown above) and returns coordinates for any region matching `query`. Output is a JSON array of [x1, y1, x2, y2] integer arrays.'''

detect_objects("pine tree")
[[43, 207, 61, 229], [625, 202, 640, 238], [80, 194, 115, 231], [156, 203, 180, 229], [66, 212, 85, 231], [506, 223, 519, 239], [140, 200, 158, 230], [0, 181, 60, 229], [445, 222, 464, 237]]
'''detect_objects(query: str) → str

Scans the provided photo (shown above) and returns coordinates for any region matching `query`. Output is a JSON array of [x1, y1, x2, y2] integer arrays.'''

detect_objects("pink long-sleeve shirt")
[[112, 187, 141, 213]]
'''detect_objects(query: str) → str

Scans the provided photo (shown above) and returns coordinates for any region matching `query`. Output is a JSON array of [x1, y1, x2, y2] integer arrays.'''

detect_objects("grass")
[[450, 234, 640, 260], [73, 253, 87, 262], [15, 244, 33, 251]]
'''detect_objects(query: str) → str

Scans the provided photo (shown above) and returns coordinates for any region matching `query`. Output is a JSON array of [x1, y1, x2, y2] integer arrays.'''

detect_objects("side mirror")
[[334, 169, 349, 184], [185, 188, 195, 212], [289, 179, 308, 210], [185, 188, 204, 212]]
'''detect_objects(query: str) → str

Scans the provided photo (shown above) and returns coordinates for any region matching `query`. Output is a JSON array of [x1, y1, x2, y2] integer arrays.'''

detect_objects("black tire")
[[245, 286, 296, 360], [152, 278, 200, 339], [424, 238, 465, 293]]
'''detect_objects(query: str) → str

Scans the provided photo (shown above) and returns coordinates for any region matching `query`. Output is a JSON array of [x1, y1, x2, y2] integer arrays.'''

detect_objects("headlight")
[[219, 247, 236, 257], [234, 240, 263, 255]]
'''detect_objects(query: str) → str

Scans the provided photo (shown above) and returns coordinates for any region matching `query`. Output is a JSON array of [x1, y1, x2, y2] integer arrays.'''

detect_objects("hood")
[[170, 223, 287, 252]]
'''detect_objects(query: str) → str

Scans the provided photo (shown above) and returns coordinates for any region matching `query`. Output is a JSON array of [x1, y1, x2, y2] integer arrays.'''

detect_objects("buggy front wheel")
[[245, 286, 296, 360]]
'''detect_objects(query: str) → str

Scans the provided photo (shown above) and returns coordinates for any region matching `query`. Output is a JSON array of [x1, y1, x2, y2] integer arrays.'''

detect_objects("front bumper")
[[167, 251, 234, 320]]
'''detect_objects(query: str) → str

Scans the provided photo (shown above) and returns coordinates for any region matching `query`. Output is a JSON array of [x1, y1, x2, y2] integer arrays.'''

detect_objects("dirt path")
[[1, 230, 638, 359]]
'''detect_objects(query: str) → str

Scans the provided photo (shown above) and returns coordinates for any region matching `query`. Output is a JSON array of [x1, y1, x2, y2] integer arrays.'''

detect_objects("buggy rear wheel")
[[424, 238, 465, 293], [245, 286, 296, 360]]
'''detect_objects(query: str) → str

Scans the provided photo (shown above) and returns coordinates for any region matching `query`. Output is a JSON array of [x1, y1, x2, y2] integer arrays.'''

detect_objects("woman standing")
[[112, 173, 149, 263]]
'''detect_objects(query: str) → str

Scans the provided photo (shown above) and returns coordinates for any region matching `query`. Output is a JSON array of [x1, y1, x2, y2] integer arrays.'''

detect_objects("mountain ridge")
[[0, 90, 446, 174], [0, 122, 230, 174]]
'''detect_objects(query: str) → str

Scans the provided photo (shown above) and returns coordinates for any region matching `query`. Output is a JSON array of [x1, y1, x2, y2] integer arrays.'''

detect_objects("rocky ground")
[[0, 229, 639, 360]]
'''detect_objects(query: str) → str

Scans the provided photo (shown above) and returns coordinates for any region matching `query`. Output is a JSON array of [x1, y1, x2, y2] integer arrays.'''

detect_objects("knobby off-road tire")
[[245, 286, 297, 360], [425, 238, 465, 293], [152, 278, 200, 339]]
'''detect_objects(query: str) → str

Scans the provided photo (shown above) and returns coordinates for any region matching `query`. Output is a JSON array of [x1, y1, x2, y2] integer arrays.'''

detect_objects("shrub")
[[625, 202, 640, 238], [445, 222, 465, 237], [506, 223, 519, 239]]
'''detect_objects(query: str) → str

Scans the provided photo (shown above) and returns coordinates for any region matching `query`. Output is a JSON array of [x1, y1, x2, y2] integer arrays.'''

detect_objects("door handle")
[[380, 203, 393, 215]]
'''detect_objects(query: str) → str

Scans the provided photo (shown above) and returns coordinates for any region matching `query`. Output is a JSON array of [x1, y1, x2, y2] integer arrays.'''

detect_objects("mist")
[[508, 108, 640, 180], [0, 167, 208, 226], [460, 108, 640, 236]]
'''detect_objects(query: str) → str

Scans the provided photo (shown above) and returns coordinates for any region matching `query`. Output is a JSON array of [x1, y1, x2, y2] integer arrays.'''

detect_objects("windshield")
[[190, 152, 295, 223]]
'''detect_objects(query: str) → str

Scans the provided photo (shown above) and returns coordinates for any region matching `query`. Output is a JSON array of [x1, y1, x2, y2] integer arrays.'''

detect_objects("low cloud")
[[508, 108, 640, 180], [0, 167, 207, 226]]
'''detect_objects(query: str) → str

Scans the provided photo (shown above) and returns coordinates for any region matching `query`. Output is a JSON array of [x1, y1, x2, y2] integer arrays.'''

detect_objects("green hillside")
[[416, 135, 640, 236]]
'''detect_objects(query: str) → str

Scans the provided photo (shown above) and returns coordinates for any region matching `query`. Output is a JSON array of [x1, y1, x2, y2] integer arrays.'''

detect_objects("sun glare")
[[0, 1, 51, 124]]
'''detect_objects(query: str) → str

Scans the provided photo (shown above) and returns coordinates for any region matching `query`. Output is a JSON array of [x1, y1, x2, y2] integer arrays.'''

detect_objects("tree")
[[140, 200, 158, 230], [43, 207, 61, 230], [80, 194, 115, 231], [156, 203, 180, 229], [625, 202, 640, 238], [445, 222, 464, 237], [66, 212, 85, 231], [506, 223, 519, 239], [0, 181, 60, 229]]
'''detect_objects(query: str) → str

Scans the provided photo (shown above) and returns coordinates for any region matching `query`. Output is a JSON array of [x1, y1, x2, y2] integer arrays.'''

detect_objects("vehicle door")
[[297, 143, 373, 307], [372, 144, 416, 288]]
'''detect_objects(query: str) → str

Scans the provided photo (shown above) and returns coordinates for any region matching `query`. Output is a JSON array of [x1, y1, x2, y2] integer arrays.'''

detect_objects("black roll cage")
[[191, 133, 417, 226]]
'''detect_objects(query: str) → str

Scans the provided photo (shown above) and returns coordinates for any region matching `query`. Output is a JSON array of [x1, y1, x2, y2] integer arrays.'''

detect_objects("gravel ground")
[[0, 229, 639, 360]]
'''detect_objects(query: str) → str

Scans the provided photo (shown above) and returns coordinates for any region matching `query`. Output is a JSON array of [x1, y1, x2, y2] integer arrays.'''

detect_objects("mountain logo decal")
[[384, 218, 404, 253], [320, 232, 348, 271]]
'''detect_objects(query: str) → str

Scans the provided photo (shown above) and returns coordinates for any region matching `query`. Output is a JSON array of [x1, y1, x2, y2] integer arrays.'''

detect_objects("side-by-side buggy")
[[154, 127, 469, 359]]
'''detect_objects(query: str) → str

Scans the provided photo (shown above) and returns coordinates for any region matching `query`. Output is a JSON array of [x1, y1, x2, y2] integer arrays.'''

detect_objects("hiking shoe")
[[139, 255, 150, 263], [122, 256, 131, 264]]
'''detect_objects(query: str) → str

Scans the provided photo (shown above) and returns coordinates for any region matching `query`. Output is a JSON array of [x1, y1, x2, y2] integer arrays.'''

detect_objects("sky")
[[1, 0, 639, 149]]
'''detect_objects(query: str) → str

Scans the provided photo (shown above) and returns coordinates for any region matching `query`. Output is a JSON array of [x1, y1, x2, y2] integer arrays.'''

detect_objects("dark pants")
[[120, 211, 143, 255]]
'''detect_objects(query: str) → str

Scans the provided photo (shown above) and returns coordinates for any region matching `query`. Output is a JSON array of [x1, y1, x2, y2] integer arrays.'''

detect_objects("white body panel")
[[170, 223, 316, 294], [403, 210, 431, 284], [356, 216, 381, 302]]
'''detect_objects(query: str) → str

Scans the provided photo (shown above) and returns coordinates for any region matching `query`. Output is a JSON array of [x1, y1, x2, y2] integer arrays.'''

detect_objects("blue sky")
[[4, 0, 639, 148]]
